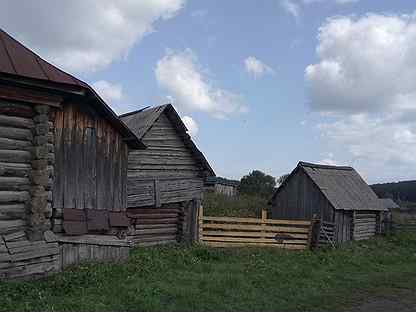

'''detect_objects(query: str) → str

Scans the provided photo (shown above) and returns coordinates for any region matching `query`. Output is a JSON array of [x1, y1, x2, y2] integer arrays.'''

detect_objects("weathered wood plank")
[[202, 231, 308, 239], [204, 242, 307, 250], [202, 223, 310, 233], [53, 108, 64, 209], [202, 216, 311, 226]]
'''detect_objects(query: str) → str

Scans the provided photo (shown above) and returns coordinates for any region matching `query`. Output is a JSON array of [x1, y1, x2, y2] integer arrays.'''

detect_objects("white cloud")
[[281, 0, 301, 20], [303, 0, 358, 4], [181, 116, 199, 137], [155, 49, 247, 119], [244, 56, 275, 79], [306, 13, 416, 181], [91, 80, 137, 114], [92, 80, 123, 103], [0, 1, 185, 74]]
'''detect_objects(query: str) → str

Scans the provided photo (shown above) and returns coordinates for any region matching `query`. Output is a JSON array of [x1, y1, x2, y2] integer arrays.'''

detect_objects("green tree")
[[239, 170, 276, 198]]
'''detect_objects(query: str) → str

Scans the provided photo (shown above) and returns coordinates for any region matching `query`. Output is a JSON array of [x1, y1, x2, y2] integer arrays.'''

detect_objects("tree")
[[277, 174, 289, 186], [239, 170, 276, 198]]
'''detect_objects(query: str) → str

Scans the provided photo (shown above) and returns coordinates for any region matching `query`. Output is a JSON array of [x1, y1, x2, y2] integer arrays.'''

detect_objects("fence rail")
[[198, 207, 313, 250]]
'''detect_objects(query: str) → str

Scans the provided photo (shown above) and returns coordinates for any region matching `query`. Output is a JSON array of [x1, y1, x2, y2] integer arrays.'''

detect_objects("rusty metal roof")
[[0, 29, 88, 88], [0, 28, 144, 149]]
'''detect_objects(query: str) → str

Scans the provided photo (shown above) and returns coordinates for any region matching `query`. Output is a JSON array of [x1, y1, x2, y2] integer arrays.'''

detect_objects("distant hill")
[[371, 180, 416, 207]]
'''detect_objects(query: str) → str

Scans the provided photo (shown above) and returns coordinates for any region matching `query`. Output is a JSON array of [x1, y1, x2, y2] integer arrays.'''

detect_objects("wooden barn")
[[205, 176, 239, 197], [120, 104, 215, 246], [270, 162, 386, 244], [0, 29, 144, 279]]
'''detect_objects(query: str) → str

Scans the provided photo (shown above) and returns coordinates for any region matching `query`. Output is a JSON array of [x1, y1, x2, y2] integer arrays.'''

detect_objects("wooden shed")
[[205, 176, 239, 197], [0, 29, 144, 278], [120, 104, 215, 246], [270, 162, 386, 245]]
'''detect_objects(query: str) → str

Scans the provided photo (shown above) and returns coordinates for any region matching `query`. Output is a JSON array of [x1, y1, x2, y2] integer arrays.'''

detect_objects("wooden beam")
[[0, 84, 63, 107]]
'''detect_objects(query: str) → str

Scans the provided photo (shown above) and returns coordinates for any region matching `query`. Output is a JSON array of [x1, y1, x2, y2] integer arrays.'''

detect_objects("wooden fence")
[[198, 207, 314, 250]]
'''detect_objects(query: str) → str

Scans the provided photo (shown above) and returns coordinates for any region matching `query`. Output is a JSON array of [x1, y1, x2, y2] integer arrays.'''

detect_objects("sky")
[[1, 0, 416, 184]]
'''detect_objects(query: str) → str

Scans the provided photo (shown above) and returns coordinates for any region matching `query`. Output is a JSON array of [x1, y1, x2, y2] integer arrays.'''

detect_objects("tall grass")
[[203, 192, 269, 217], [1, 232, 416, 312]]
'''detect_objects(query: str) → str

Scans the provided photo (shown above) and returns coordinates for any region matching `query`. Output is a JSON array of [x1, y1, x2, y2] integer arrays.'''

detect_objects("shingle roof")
[[379, 198, 400, 210], [0, 28, 144, 149], [120, 104, 215, 177], [119, 104, 173, 140], [272, 161, 385, 211]]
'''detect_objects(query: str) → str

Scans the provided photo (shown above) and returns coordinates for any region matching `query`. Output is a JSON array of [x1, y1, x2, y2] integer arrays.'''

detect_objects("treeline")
[[371, 180, 416, 203]]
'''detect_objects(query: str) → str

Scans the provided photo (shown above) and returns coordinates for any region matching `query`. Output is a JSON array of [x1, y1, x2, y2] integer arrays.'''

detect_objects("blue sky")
[[2, 1, 416, 183]]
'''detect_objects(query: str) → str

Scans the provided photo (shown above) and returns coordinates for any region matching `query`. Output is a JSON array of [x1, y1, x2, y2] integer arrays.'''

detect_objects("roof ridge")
[[299, 161, 353, 171], [119, 103, 171, 118]]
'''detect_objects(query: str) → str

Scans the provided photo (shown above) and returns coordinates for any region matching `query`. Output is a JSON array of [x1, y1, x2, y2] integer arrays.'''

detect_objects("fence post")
[[261, 209, 267, 241], [309, 214, 321, 249], [198, 204, 203, 242]]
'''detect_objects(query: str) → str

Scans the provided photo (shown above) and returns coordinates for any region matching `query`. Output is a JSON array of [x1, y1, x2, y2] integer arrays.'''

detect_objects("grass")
[[203, 192, 269, 217], [1, 232, 416, 312]]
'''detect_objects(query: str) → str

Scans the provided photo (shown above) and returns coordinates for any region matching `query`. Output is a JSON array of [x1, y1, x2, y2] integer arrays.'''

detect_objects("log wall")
[[0, 101, 34, 235]]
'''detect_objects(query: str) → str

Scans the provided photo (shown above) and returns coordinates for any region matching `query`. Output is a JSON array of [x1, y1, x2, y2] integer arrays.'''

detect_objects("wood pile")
[[0, 230, 60, 279], [127, 207, 180, 246]]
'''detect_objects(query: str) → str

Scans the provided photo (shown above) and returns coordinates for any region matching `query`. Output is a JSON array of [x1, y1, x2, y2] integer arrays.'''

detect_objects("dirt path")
[[346, 290, 416, 312]]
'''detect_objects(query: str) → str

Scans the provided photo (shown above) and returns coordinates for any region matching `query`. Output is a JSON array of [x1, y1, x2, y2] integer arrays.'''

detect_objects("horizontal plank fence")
[[198, 207, 313, 250], [392, 221, 416, 232]]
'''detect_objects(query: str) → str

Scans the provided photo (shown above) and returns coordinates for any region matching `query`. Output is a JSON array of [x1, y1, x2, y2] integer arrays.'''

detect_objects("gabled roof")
[[379, 198, 400, 210], [0, 28, 144, 149], [272, 161, 385, 211], [120, 104, 215, 177]]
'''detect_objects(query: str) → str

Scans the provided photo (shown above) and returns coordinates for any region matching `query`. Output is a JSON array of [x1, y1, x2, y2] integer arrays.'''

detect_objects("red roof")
[[0, 28, 145, 149], [0, 29, 88, 88]]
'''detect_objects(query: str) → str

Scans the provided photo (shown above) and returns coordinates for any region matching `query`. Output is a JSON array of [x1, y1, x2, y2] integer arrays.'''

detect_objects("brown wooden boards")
[[53, 102, 130, 233], [125, 110, 205, 208], [199, 208, 312, 250], [127, 206, 180, 246]]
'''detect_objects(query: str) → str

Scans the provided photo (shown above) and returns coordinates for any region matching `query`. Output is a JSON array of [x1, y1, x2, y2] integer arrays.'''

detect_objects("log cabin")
[[0, 29, 144, 279], [270, 162, 387, 245], [120, 104, 215, 246]]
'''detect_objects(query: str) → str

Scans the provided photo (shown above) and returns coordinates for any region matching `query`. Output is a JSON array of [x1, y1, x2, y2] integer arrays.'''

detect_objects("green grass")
[[1, 232, 416, 312], [203, 192, 269, 217]]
